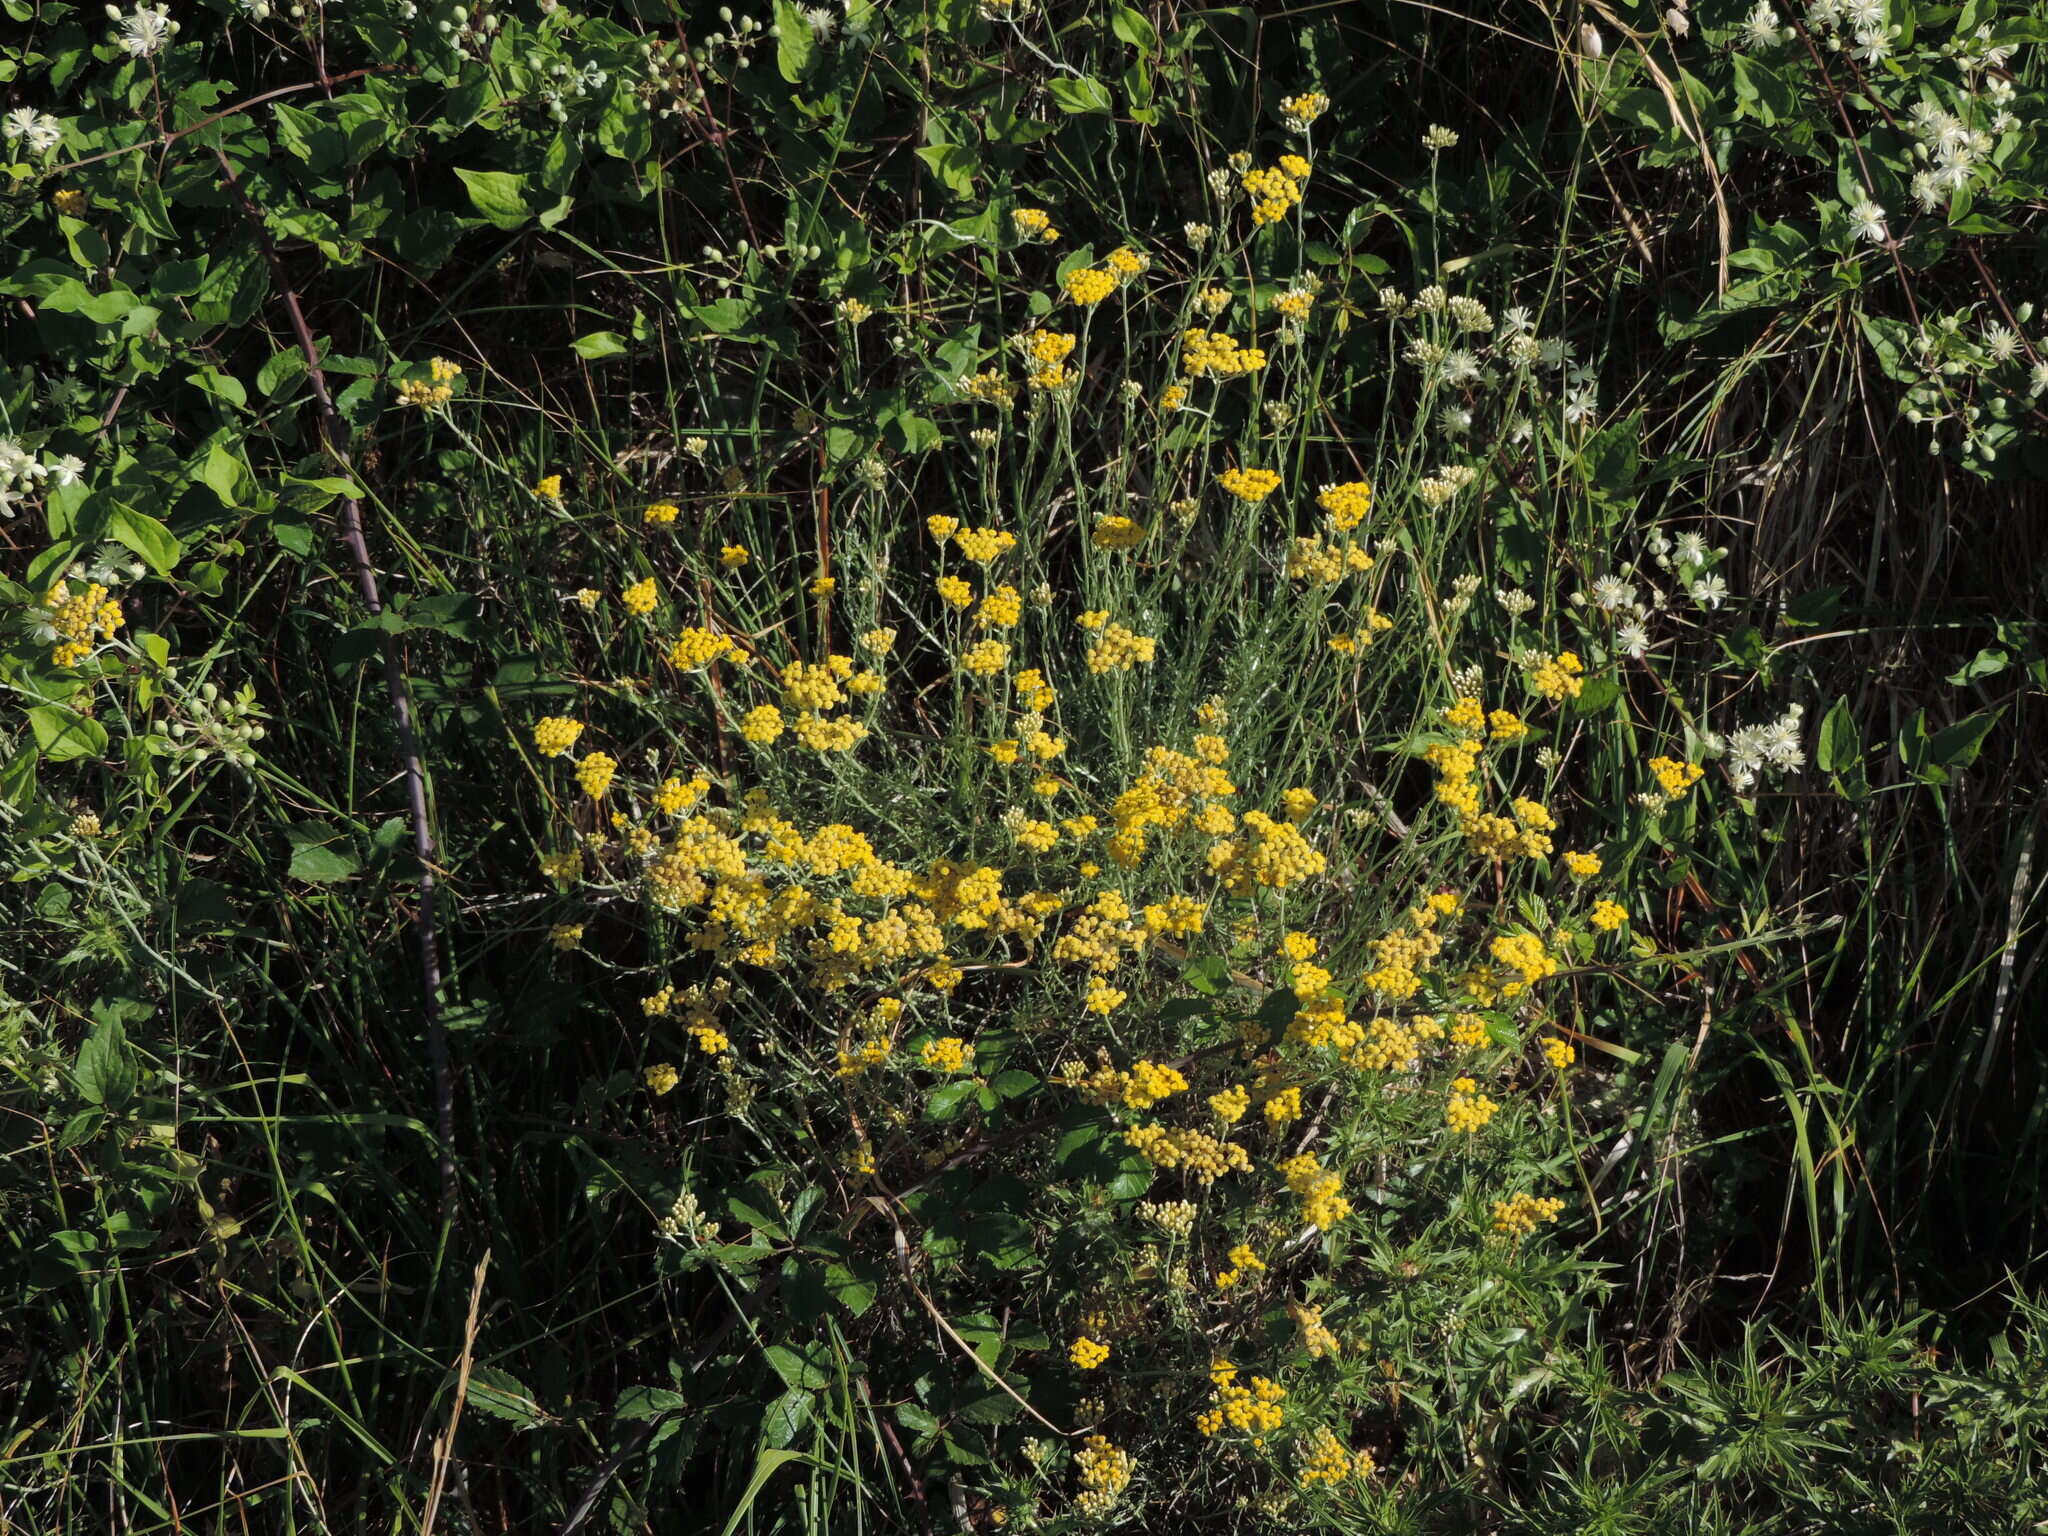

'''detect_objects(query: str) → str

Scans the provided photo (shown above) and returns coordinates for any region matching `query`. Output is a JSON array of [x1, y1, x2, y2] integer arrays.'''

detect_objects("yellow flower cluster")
[[622, 576, 657, 615], [921, 1036, 972, 1072], [1092, 515, 1147, 550], [1317, 480, 1375, 532], [1086, 621, 1157, 675], [1063, 267, 1117, 306], [398, 356, 462, 408], [1287, 535, 1373, 585], [576, 753, 617, 799], [959, 369, 1015, 407], [1649, 755, 1705, 796], [954, 525, 1018, 563], [533, 716, 584, 757], [1214, 1242, 1265, 1289], [1240, 155, 1309, 225], [1194, 1373, 1286, 1443], [1217, 466, 1282, 504], [643, 500, 680, 525], [670, 627, 735, 670], [1124, 1059, 1190, 1109], [1445, 1076, 1500, 1133], [46, 580, 124, 667], [1294, 1303, 1339, 1358], [1489, 931, 1559, 996], [1278, 1153, 1351, 1230], [1069, 1335, 1111, 1369], [1011, 206, 1059, 243], [1180, 328, 1266, 378], [1491, 1191, 1566, 1236], [1207, 810, 1325, 892], [1072, 1436, 1132, 1518], [1021, 330, 1076, 390], [1124, 1124, 1252, 1184], [1279, 91, 1330, 130], [1105, 245, 1147, 280], [1298, 1424, 1375, 1487], [1526, 649, 1586, 701], [1563, 850, 1602, 879], [1590, 899, 1628, 931]]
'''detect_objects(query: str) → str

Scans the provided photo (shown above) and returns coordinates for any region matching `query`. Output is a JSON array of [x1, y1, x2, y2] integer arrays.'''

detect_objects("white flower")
[[1850, 26, 1894, 63], [1741, 2, 1784, 49], [1413, 285, 1448, 314], [1910, 171, 1941, 212], [1496, 587, 1536, 617], [1591, 574, 1637, 612], [46, 454, 86, 487], [1422, 124, 1460, 151], [1665, 6, 1690, 36], [1983, 324, 2020, 364], [801, 4, 837, 38], [2030, 361, 2048, 398], [1439, 405, 1474, 436], [1563, 383, 1599, 427], [1500, 305, 1535, 336], [1441, 348, 1482, 386], [1807, 0, 1841, 26], [1537, 336, 1573, 369], [1689, 573, 1729, 609], [1673, 531, 1708, 566], [116, 4, 175, 56], [1616, 621, 1650, 658], [4, 108, 61, 152], [1848, 197, 1888, 245], [1842, 0, 1882, 27]]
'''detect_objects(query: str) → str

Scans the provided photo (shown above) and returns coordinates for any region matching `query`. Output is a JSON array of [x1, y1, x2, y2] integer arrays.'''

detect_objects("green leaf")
[[28, 705, 108, 763], [74, 1009, 138, 1111], [1929, 711, 1999, 771], [109, 505, 183, 576], [774, 0, 818, 80], [1046, 76, 1114, 115], [570, 330, 629, 360], [454, 168, 532, 230], [1571, 676, 1621, 715], [465, 1367, 546, 1426], [1110, 4, 1158, 48], [914, 143, 979, 200], [762, 1343, 832, 1391], [285, 821, 360, 883], [1817, 696, 1860, 774]]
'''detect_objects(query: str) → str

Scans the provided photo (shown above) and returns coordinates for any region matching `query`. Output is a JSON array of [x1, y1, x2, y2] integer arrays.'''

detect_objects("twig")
[[213, 147, 459, 1226]]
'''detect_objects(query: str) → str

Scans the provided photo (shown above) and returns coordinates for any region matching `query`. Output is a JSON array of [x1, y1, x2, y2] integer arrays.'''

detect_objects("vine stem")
[[213, 147, 459, 1229]]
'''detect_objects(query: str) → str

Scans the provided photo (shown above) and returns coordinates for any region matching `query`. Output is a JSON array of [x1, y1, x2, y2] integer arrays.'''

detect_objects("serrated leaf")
[[285, 821, 360, 883], [762, 1343, 832, 1391], [466, 1366, 546, 1426]]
